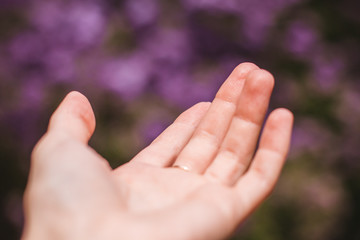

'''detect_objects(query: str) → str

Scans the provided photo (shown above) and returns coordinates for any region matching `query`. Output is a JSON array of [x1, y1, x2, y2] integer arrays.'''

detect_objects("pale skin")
[[22, 63, 294, 240]]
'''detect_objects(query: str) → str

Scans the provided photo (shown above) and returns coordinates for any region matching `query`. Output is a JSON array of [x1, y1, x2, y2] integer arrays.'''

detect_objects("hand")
[[22, 63, 293, 240]]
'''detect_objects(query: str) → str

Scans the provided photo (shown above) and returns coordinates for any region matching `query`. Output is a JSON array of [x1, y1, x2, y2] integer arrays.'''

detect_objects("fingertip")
[[63, 91, 96, 132], [247, 69, 275, 91], [259, 108, 294, 154], [48, 91, 96, 143], [273, 107, 294, 117], [232, 62, 260, 79], [269, 108, 294, 126], [67, 90, 84, 98], [65, 91, 96, 131], [215, 63, 260, 102], [235, 62, 260, 72]]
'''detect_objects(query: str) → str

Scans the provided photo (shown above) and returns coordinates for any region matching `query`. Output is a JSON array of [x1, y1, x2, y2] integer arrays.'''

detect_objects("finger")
[[48, 91, 96, 143], [26, 90, 121, 220], [29, 91, 113, 189], [234, 109, 293, 218], [30, 91, 105, 175], [173, 63, 260, 173], [130, 102, 211, 167], [205, 69, 274, 185]]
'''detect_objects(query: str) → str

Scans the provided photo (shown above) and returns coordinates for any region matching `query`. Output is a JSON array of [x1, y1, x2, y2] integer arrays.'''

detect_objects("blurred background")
[[0, 0, 359, 239]]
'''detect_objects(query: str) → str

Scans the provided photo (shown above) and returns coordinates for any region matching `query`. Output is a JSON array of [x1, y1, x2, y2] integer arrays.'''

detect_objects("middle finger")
[[172, 63, 259, 173]]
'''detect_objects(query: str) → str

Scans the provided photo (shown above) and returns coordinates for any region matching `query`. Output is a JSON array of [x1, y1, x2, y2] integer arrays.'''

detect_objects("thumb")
[[48, 91, 96, 143]]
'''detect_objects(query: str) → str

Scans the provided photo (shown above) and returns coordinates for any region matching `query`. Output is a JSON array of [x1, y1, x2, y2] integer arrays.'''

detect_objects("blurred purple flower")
[[99, 54, 151, 100], [241, 10, 273, 47], [30, 2, 63, 32], [143, 28, 192, 65], [238, 0, 304, 46], [154, 69, 192, 106], [19, 75, 45, 108], [66, 3, 106, 47], [285, 21, 318, 57], [124, 0, 159, 27], [9, 32, 45, 64], [183, 0, 304, 47], [45, 49, 76, 82], [153, 66, 219, 108], [183, 0, 302, 13], [312, 57, 343, 93], [181, 0, 237, 12], [1, 0, 360, 238], [0, 0, 26, 8], [30, 1, 106, 49]]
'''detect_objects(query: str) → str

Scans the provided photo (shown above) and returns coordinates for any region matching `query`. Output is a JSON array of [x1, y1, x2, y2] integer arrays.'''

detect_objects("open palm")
[[23, 63, 293, 240]]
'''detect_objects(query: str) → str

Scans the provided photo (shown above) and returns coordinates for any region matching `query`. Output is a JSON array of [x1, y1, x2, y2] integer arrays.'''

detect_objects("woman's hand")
[[22, 63, 293, 240]]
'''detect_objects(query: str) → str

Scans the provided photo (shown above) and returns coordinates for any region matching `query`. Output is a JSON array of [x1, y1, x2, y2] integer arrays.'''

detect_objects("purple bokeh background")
[[1, 0, 360, 239]]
